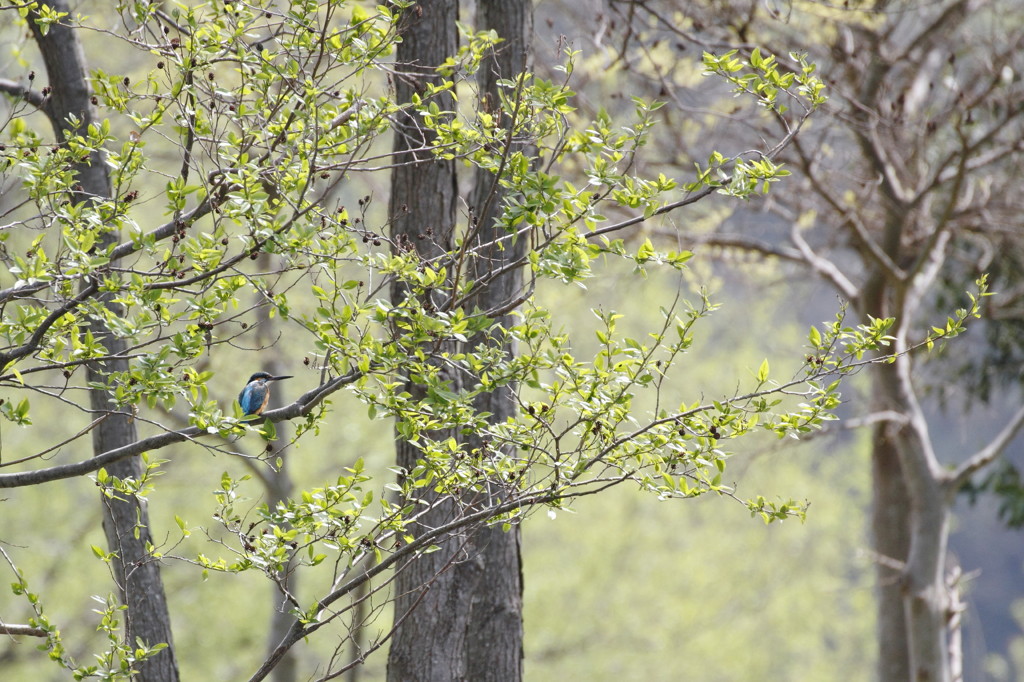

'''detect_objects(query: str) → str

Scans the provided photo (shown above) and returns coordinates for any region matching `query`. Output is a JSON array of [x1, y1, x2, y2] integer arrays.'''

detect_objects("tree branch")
[[789, 221, 860, 301], [651, 229, 805, 262], [585, 186, 717, 241], [0, 197, 213, 306], [0, 77, 48, 111], [949, 403, 1024, 489], [789, 136, 906, 283], [0, 280, 97, 370], [0, 370, 362, 488], [0, 622, 48, 637]]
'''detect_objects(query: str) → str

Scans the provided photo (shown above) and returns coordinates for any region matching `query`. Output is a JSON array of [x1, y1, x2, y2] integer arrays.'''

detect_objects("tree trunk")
[[385, 1, 532, 678], [867, 292, 955, 682], [890, 346, 954, 682], [870, 363, 913, 682], [386, 3, 468, 681], [872, 360, 954, 682], [904, 496, 952, 682], [29, 4, 179, 679], [461, 1, 531, 678], [94, 387, 179, 682], [460, 2, 532, 675]]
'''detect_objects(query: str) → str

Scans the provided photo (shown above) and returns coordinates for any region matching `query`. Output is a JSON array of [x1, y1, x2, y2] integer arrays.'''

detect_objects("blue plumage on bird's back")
[[238, 372, 293, 416]]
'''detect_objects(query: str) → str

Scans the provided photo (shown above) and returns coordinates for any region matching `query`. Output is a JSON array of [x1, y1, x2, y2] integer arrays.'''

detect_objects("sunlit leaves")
[[28, 3, 67, 35], [0, 396, 31, 425], [925, 276, 990, 351], [703, 48, 828, 112]]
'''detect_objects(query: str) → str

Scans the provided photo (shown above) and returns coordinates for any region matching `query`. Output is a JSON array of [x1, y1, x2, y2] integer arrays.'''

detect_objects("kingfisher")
[[238, 372, 293, 416]]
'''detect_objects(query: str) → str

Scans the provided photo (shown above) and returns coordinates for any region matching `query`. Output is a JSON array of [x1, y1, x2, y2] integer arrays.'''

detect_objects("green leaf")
[[809, 325, 822, 348], [636, 238, 655, 263], [757, 358, 770, 383], [750, 47, 763, 69]]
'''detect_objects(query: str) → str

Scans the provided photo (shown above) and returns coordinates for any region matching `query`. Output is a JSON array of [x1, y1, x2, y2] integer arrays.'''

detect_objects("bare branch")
[[0, 77, 48, 110], [0, 622, 48, 637], [652, 229, 804, 262], [949, 403, 1024, 489], [789, 136, 906, 283], [585, 186, 716, 240], [789, 222, 859, 301]]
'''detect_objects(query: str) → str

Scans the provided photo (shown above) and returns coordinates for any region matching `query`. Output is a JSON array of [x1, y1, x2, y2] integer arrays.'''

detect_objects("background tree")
[[600, 0, 1024, 679], [8, 2, 180, 678], [384, 2, 468, 679]]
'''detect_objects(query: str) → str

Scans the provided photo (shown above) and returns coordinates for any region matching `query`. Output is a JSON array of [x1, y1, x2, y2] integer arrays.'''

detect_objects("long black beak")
[[268, 375, 293, 382]]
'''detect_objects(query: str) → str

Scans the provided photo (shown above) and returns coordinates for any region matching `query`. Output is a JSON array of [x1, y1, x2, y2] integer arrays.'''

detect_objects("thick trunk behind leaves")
[[93, 358, 179, 682], [865, 281, 954, 682], [461, 1, 532, 679], [30, 5, 179, 679], [386, 2, 531, 679], [871, 364, 912, 682], [871, 431, 913, 680], [887, 351, 954, 682], [386, 3, 468, 681]]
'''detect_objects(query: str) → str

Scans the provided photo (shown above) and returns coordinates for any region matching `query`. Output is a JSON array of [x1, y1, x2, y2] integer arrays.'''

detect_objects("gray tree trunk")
[[870, 352, 952, 682], [28, 4, 179, 680], [852, 34, 918, 679], [461, 1, 531, 678], [385, 1, 532, 679], [869, 370, 913, 682], [863, 274, 914, 682], [856, 175, 959, 682], [386, 2, 468, 681]]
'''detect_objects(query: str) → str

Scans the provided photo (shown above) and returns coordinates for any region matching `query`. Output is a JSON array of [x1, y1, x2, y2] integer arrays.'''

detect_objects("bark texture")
[[385, 1, 532, 679], [863, 258, 914, 682], [869, 387, 912, 682], [28, 3, 179, 680], [462, 1, 532, 678], [386, 2, 467, 681]]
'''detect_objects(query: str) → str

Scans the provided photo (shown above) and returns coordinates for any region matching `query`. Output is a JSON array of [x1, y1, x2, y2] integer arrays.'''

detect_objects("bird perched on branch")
[[238, 372, 293, 416]]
